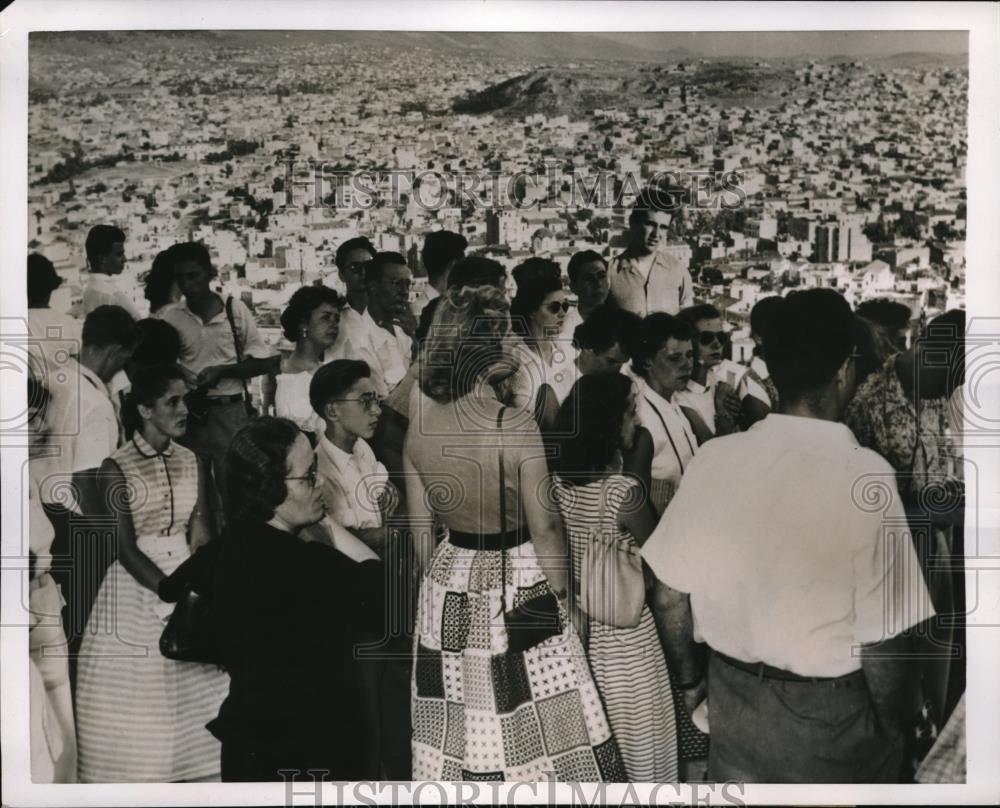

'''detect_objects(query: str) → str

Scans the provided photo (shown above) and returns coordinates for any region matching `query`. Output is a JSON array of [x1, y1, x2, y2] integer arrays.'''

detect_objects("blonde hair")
[[418, 285, 511, 404]]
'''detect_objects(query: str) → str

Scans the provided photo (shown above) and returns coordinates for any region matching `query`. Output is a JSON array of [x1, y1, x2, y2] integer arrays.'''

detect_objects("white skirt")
[[76, 534, 229, 783]]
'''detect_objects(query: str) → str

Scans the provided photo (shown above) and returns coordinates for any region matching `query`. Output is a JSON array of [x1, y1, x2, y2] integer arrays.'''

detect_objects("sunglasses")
[[544, 300, 573, 314], [698, 330, 730, 347]]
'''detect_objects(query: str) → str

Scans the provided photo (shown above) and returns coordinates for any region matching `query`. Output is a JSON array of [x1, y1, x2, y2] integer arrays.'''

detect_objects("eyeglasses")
[[331, 392, 383, 411], [544, 300, 573, 314], [698, 330, 730, 347], [286, 461, 319, 488]]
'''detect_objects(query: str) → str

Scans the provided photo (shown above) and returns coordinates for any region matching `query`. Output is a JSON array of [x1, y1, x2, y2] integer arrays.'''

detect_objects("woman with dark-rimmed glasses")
[[159, 416, 384, 781]]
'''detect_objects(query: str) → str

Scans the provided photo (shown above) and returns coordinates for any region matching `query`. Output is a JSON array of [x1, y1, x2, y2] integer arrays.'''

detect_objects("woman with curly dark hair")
[[404, 285, 625, 782], [270, 285, 344, 432], [551, 373, 677, 781], [159, 416, 384, 781]]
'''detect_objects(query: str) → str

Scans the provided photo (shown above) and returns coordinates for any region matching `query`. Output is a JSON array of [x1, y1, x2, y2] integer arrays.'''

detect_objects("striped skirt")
[[76, 534, 229, 783]]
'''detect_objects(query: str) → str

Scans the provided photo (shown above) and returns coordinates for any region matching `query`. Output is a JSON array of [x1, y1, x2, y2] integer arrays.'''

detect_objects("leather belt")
[[714, 649, 864, 685], [448, 525, 530, 551]]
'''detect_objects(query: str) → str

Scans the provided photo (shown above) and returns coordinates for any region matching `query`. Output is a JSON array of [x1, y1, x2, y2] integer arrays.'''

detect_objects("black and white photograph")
[[1, 1, 998, 805]]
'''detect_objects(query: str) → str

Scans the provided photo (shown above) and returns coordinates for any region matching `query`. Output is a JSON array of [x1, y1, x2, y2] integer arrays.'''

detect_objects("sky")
[[595, 31, 969, 58]]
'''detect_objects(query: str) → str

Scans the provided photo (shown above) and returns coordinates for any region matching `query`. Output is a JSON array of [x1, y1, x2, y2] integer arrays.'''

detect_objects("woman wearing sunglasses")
[[675, 304, 746, 444], [508, 258, 578, 428]]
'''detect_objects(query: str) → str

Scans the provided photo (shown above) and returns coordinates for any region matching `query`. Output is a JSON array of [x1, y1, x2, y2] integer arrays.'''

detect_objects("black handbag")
[[497, 407, 562, 654], [159, 588, 223, 666]]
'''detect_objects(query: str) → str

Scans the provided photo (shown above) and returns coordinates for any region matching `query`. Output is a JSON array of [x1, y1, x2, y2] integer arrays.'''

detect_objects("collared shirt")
[[36, 359, 119, 509], [608, 248, 694, 316], [316, 433, 389, 530], [642, 414, 934, 677], [636, 380, 697, 482], [162, 294, 274, 397], [509, 336, 578, 408], [82, 273, 141, 319], [27, 308, 81, 387], [675, 360, 750, 436], [844, 357, 958, 501], [328, 308, 412, 397], [741, 354, 778, 408]]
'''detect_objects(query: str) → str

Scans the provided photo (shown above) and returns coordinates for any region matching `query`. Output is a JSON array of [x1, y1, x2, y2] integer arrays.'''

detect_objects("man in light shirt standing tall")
[[644, 289, 934, 783], [81, 225, 140, 319], [608, 187, 694, 317]]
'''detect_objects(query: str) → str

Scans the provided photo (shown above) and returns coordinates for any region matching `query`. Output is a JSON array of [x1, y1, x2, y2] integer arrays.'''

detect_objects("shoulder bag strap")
[[225, 296, 252, 405], [645, 395, 688, 472], [497, 406, 508, 611]]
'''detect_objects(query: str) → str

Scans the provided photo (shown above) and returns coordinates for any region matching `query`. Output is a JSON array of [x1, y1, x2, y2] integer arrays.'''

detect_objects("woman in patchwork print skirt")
[[404, 285, 625, 782]]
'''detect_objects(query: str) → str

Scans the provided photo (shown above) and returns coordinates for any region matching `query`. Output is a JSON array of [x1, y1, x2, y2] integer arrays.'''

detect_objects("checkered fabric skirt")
[[411, 536, 626, 782]]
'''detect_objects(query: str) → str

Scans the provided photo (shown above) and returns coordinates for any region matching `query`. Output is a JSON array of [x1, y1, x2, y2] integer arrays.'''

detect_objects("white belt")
[[136, 532, 189, 560]]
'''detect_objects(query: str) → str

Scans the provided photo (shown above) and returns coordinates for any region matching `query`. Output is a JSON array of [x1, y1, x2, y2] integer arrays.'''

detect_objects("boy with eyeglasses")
[[309, 358, 412, 780]]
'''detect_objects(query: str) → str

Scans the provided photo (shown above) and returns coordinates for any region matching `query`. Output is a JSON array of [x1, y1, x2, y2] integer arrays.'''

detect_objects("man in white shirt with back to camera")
[[643, 288, 934, 783]]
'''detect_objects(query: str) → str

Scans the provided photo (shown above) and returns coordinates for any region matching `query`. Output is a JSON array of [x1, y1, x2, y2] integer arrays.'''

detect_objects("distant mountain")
[[450, 63, 789, 118], [873, 51, 968, 69]]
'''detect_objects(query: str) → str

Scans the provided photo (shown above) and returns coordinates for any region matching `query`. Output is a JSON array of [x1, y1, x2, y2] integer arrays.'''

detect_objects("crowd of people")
[[24, 189, 967, 785]]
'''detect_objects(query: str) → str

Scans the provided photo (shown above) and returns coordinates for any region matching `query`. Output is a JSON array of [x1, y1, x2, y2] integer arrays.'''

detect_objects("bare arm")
[[403, 446, 436, 573], [680, 405, 715, 446], [621, 426, 659, 542], [517, 438, 569, 598], [188, 454, 216, 553], [649, 578, 705, 711], [100, 458, 165, 594]]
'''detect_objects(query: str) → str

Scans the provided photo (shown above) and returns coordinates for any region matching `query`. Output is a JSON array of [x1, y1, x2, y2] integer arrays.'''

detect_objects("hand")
[[394, 308, 419, 338], [179, 366, 200, 389], [152, 598, 176, 623], [714, 381, 741, 419], [196, 365, 225, 389], [680, 677, 708, 717], [566, 598, 589, 652]]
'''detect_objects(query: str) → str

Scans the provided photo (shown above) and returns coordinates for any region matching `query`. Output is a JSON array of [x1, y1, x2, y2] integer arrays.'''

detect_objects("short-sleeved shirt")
[[316, 434, 389, 530], [642, 413, 934, 677], [636, 380, 697, 483], [844, 357, 959, 501], [36, 359, 120, 510], [327, 308, 412, 397], [82, 273, 141, 319], [509, 336, 578, 408], [163, 294, 275, 397], [608, 248, 694, 317]]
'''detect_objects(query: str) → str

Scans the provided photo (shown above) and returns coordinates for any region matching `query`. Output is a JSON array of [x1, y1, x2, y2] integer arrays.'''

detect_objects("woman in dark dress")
[[160, 416, 384, 781]]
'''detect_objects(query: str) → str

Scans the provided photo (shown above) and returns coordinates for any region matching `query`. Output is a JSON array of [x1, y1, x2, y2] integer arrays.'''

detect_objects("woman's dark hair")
[[28, 253, 62, 306], [677, 303, 721, 331], [629, 313, 693, 380], [130, 319, 182, 369], [419, 285, 511, 404], [121, 364, 186, 439], [226, 416, 302, 524], [422, 230, 468, 285], [572, 305, 641, 355], [144, 247, 179, 312], [509, 258, 563, 337], [309, 359, 371, 419], [81, 305, 140, 350], [856, 298, 912, 333], [280, 285, 343, 343], [554, 373, 634, 486]]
